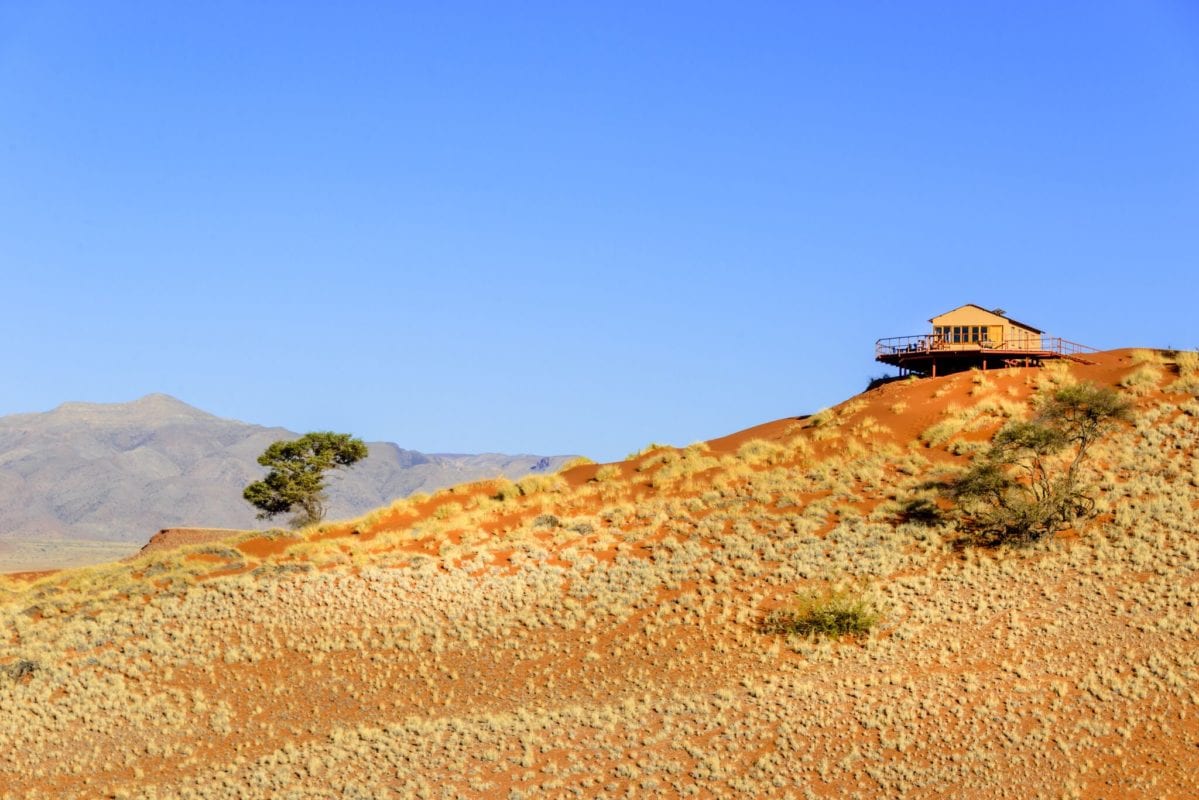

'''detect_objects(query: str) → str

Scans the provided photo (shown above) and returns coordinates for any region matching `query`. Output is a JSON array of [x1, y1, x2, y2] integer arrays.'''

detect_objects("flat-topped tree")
[[243, 432, 368, 527]]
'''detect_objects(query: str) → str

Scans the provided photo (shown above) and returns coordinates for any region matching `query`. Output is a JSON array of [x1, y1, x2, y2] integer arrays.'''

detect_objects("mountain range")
[[0, 393, 573, 545]]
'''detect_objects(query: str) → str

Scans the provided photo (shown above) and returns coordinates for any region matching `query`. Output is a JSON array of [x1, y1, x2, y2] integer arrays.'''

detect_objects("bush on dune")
[[943, 382, 1132, 546], [762, 586, 879, 639]]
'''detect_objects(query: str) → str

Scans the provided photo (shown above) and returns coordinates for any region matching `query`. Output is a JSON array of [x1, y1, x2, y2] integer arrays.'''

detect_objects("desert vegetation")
[[243, 432, 368, 526], [942, 382, 1132, 545], [0, 349, 1196, 798], [761, 584, 879, 638]]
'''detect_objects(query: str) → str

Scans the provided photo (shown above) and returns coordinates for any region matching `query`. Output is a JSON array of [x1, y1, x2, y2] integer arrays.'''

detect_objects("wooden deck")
[[876, 335, 1098, 376]]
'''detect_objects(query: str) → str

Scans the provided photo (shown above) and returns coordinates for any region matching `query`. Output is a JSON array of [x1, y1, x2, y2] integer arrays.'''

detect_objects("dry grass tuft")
[[559, 456, 595, 471], [593, 464, 622, 482], [1166, 350, 1199, 394], [1130, 348, 1164, 365], [1121, 364, 1164, 396]]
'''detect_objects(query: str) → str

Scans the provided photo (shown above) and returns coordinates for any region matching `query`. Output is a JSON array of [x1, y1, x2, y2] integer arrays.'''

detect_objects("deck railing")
[[876, 334, 1099, 359]]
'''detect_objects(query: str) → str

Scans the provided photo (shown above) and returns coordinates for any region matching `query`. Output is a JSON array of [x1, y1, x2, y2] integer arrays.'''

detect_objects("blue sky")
[[1, 2, 1197, 461]]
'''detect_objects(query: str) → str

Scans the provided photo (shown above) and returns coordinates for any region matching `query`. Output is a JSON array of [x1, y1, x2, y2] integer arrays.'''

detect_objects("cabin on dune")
[[876, 304, 1098, 377]]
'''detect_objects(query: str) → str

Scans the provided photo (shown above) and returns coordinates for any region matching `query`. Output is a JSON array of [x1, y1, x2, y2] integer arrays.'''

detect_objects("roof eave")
[[928, 303, 1043, 334]]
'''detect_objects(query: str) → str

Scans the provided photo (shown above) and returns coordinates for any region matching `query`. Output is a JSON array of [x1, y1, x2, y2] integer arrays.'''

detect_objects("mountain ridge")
[[0, 394, 575, 547]]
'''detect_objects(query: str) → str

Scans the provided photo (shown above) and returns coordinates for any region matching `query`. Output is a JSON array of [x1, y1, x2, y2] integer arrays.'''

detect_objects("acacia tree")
[[947, 382, 1132, 545], [243, 432, 368, 527]]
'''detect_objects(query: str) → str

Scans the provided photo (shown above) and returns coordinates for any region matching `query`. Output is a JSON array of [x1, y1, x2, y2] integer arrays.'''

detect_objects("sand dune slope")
[[1, 350, 1197, 799]]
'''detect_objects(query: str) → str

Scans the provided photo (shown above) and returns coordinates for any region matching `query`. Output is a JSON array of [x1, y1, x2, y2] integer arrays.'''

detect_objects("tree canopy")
[[243, 432, 368, 527]]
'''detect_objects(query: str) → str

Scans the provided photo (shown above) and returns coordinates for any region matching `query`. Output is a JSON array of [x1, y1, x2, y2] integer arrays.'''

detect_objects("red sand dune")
[[1, 349, 1196, 798]]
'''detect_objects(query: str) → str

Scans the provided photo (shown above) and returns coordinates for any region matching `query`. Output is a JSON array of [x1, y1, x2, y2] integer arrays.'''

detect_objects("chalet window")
[[936, 324, 994, 343]]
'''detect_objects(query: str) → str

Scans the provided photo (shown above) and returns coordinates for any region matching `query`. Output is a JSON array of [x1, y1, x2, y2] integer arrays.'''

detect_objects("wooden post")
[[931, 361, 937, 378]]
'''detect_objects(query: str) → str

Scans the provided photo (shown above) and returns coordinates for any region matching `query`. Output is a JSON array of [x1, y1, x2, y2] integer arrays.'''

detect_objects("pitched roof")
[[929, 303, 1044, 334]]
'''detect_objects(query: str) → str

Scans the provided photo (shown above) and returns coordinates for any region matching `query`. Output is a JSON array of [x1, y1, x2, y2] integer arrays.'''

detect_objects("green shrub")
[[944, 382, 1132, 545], [762, 586, 879, 638]]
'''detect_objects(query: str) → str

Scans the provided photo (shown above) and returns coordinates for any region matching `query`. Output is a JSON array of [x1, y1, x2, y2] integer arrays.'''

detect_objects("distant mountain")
[[0, 394, 576, 543]]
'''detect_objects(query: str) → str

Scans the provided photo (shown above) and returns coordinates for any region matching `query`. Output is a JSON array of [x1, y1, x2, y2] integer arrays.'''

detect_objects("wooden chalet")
[[876, 304, 1098, 377]]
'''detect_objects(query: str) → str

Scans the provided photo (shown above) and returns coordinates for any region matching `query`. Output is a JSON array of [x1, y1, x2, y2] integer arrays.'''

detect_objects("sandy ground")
[[0, 538, 140, 574], [1, 349, 1197, 798]]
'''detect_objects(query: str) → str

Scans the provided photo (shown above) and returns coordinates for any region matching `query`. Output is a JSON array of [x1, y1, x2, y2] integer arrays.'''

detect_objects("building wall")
[[930, 306, 1042, 350]]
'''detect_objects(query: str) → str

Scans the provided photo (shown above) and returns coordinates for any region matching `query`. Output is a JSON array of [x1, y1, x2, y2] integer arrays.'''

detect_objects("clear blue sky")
[[1, 2, 1196, 461]]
